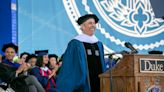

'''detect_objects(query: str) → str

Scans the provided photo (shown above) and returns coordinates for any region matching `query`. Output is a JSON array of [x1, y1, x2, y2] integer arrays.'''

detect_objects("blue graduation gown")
[[31, 67, 49, 87], [2, 59, 20, 68], [31, 67, 56, 92], [56, 39, 106, 92]]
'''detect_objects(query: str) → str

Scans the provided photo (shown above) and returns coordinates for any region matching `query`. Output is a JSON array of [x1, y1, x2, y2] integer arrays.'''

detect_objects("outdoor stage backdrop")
[[18, 0, 164, 56]]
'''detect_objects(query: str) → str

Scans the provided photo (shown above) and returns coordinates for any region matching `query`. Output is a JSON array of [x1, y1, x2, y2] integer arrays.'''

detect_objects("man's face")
[[81, 18, 96, 36], [5, 47, 16, 61]]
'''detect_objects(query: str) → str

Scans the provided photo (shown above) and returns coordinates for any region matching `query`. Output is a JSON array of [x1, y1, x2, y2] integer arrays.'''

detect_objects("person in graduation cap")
[[31, 50, 57, 92], [56, 14, 107, 92]]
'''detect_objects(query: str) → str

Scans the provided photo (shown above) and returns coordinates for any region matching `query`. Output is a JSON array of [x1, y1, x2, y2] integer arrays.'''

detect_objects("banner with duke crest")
[[18, 0, 164, 56]]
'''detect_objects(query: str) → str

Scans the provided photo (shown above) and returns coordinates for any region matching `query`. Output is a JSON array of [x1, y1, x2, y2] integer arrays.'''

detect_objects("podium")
[[99, 54, 164, 92]]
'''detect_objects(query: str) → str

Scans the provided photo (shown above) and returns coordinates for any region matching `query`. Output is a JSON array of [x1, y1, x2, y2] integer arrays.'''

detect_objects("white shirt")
[[41, 66, 49, 71]]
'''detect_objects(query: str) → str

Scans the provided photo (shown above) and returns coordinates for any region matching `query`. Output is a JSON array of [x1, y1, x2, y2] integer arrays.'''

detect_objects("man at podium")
[[56, 14, 106, 92]]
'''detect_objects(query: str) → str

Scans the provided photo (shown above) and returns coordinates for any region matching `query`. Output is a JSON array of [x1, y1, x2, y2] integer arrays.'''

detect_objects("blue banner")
[[18, 0, 164, 56]]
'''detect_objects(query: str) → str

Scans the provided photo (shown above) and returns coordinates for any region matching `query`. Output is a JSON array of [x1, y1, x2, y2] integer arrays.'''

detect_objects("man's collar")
[[74, 34, 99, 43]]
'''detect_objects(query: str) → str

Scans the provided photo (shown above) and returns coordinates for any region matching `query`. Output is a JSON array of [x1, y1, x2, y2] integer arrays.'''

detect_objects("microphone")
[[124, 42, 138, 54]]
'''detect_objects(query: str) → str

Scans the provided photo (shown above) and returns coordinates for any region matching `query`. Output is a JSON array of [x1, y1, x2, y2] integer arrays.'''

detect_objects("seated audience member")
[[1, 43, 45, 92], [2, 43, 20, 68], [31, 50, 57, 92], [26, 54, 37, 68], [48, 54, 59, 71], [19, 52, 30, 64], [23, 54, 37, 75], [0, 63, 45, 92]]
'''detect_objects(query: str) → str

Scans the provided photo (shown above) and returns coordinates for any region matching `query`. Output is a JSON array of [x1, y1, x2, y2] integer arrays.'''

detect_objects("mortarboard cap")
[[35, 50, 48, 56], [77, 14, 99, 25], [149, 0, 164, 19]]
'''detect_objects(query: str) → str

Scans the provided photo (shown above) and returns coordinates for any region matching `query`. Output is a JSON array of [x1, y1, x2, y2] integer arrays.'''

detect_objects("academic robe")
[[2, 59, 20, 68], [0, 63, 17, 83], [0, 63, 29, 92], [56, 39, 106, 92], [31, 67, 56, 92]]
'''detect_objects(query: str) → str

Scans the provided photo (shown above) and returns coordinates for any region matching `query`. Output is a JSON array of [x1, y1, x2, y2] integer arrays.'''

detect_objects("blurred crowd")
[[0, 43, 62, 92]]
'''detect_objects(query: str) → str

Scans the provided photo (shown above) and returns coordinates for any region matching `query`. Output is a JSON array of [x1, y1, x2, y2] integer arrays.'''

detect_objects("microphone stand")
[[107, 50, 136, 92], [108, 54, 114, 92], [106, 51, 126, 92]]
